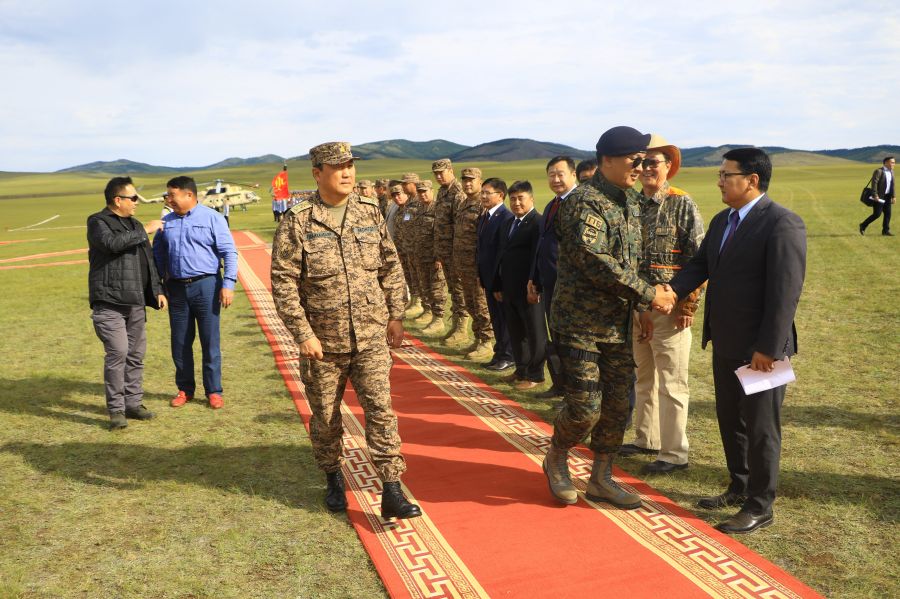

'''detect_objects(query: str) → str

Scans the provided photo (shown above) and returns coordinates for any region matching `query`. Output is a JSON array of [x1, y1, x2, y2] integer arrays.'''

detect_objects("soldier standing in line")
[[431, 158, 469, 342], [271, 141, 421, 520], [410, 180, 447, 335], [399, 173, 425, 318], [391, 183, 419, 310], [542, 126, 676, 509], [453, 167, 495, 360], [374, 178, 391, 217], [357, 179, 376, 200]]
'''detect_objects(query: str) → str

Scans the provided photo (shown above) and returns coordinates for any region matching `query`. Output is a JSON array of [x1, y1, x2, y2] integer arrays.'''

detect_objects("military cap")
[[389, 184, 404, 193], [595, 126, 651, 157], [375, 178, 389, 187], [401, 172, 421, 183], [460, 167, 482, 179], [431, 158, 452, 172], [358, 179, 374, 188], [415, 180, 433, 191], [308, 141, 359, 166]]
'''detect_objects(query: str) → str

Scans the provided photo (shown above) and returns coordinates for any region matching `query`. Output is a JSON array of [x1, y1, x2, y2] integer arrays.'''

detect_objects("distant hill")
[[450, 138, 593, 162], [294, 139, 470, 161], [56, 159, 179, 174], [203, 154, 285, 169], [818, 145, 900, 164]]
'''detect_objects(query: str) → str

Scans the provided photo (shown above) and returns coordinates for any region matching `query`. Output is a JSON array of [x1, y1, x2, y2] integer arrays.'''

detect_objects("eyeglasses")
[[717, 171, 751, 180], [641, 159, 670, 170], [117, 195, 140, 202]]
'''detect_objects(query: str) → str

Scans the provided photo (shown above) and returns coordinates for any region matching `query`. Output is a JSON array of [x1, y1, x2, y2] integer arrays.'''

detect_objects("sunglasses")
[[640, 158, 669, 169], [117, 195, 140, 202]]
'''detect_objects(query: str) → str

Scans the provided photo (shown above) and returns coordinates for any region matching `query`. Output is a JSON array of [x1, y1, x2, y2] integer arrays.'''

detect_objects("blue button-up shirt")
[[153, 203, 238, 289]]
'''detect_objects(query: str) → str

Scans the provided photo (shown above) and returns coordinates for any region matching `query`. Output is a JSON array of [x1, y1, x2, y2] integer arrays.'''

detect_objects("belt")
[[171, 273, 215, 284]]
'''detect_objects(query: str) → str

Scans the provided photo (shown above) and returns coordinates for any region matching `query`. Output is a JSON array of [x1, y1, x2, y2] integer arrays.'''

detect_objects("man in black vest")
[[87, 176, 167, 429]]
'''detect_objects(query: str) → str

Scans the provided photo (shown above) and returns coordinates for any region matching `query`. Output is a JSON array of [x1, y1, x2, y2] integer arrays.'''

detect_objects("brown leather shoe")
[[715, 510, 773, 534], [697, 490, 747, 510], [501, 372, 521, 383], [514, 380, 539, 390]]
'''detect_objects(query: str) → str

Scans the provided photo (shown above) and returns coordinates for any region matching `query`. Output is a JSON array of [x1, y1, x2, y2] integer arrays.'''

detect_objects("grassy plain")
[[0, 160, 897, 598]]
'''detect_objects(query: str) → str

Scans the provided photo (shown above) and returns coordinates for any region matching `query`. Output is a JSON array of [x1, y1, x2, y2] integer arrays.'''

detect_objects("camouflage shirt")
[[433, 179, 466, 260], [392, 199, 420, 254], [411, 199, 439, 263], [549, 172, 655, 348], [271, 191, 406, 353]]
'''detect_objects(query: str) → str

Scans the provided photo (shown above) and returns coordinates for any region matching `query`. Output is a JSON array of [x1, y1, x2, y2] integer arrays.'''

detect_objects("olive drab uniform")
[[412, 185, 447, 318], [452, 190, 494, 344], [433, 178, 467, 319], [549, 172, 656, 455], [271, 190, 408, 482]]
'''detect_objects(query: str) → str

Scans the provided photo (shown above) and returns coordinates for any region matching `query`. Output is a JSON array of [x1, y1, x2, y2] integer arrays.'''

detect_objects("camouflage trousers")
[[414, 259, 447, 317], [551, 333, 635, 455], [299, 341, 407, 482], [453, 255, 493, 342], [399, 250, 422, 300], [437, 255, 466, 318]]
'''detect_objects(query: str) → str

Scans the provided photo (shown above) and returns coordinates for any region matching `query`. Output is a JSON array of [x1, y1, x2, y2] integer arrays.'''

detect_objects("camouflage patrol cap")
[[308, 141, 359, 166], [431, 158, 452, 172], [401, 172, 421, 183], [358, 179, 374, 188], [389, 184, 404, 194], [415, 180, 433, 191], [460, 167, 482, 179], [375, 178, 389, 188]]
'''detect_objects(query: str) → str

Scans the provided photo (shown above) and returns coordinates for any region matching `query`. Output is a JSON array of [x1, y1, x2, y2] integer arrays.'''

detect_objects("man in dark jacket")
[[87, 176, 167, 429]]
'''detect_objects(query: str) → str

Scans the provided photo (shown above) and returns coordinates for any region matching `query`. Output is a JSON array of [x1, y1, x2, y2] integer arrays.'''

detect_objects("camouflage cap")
[[415, 180, 433, 191], [389, 184, 404, 194], [460, 167, 482, 179], [358, 179, 374, 188], [375, 178, 389, 187], [431, 158, 452, 172], [401, 172, 421, 183], [308, 141, 359, 166]]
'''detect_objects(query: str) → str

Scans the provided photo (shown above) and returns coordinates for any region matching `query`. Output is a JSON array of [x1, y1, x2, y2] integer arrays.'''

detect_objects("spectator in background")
[[576, 158, 598, 183], [859, 156, 895, 236], [476, 177, 514, 368]]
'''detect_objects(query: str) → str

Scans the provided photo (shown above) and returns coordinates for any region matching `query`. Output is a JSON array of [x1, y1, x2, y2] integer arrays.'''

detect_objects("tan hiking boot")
[[413, 308, 433, 326], [465, 340, 493, 360], [444, 316, 470, 345], [405, 297, 423, 318], [422, 315, 445, 336], [585, 453, 642, 509], [542, 444, 577, 505]]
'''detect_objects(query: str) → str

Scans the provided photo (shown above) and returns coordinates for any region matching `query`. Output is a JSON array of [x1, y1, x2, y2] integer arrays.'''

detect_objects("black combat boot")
[[380, 481, 422, 519], [325, 471, 348, 512]]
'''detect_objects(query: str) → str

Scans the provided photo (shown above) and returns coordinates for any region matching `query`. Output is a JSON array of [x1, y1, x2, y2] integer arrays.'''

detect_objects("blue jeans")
[[167, 275, 222, 397]]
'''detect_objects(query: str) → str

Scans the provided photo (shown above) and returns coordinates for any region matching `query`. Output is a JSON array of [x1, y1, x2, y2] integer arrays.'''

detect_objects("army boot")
[[422, 314, 446, 336], [542, 443, 577, 505], [325, 471, 348, 512], [413, 307, 433, 326], [380, 481, 422, 519], [444, 315, 470, 345], [585, 453, 642, 510], [465, 339, 493, 361], [108, 412, 128, 431], [405, 296, 423, 318]]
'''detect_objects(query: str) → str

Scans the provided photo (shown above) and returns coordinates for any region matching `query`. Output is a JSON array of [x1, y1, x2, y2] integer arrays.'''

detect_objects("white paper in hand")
[[734, 357, 796, 395]]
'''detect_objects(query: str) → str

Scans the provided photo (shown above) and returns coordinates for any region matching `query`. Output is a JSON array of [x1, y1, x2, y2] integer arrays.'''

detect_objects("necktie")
[[545, 196, 561, 231], [720, 210, 740, 253], [509, 218, 522, 239]]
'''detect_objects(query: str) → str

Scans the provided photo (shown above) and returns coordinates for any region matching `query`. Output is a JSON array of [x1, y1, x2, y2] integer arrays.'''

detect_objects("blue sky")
[[1, 0, 897, 171]]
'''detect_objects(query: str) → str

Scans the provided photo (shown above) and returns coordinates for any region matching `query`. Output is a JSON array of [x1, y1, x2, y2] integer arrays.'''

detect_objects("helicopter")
[[137, 179, 261, 209]]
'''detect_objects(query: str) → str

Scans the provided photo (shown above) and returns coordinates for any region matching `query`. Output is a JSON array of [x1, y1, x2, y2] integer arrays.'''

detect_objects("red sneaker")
[[208, 394, 224, 409], [171, 391, 192, 407]]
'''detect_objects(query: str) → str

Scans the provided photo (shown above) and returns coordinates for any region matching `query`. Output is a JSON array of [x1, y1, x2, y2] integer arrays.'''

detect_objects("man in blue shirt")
[[153, 176, 238, 409]]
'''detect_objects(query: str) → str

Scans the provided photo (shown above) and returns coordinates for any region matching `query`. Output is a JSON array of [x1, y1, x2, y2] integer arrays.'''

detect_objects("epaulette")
[[289, 201, 312, 214], [358, 195, 378, 207], [668, 186, 688, 197]]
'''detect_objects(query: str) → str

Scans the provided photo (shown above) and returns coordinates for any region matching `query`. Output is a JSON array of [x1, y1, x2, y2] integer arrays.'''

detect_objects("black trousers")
[[486, 290, 513, 362], [712, 352, 785, 514], [861, 194, 893, 233], [503, 293, 547, 381]]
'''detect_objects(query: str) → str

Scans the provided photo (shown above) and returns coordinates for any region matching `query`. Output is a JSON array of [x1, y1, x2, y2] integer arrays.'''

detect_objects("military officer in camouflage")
[[398, 173, 425, 318], [411, 180, 447, 335], [431, 158, 468, 342], [543, 126, 676, 509], [271, 141, 421, 520], [453, 167, 495, 360]]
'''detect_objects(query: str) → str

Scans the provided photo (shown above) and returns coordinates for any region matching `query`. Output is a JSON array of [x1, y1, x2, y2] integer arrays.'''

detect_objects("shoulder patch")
[[289, 201, 312, 214], [584, 214, 603, 229], [358, 195, 378, 207]]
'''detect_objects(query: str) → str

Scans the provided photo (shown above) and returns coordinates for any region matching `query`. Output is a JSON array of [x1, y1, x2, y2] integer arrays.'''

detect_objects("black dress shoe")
[[325, 471, 348, 512], [859, 223, 865, 235], [641, 460, 688, 475], [697, 490, 747, 510], [619, 443, 657, 456], [883, 231, 894, 236], [715, 510, 773, 534], [485, 359, 514, 371], [480, 358, 498, 368], [381, 481, 421, 519]]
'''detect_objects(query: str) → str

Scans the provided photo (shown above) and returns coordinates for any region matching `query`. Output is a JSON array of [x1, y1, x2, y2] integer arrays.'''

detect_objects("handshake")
[[651, 283, 677, 315]]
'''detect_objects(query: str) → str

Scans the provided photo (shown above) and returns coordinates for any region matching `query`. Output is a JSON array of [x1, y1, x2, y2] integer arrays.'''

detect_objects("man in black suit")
[[493, 181, 548, 390], [477, 177, 515, 370], [669, 148, 806, 534], [859, 156, 895, 236]]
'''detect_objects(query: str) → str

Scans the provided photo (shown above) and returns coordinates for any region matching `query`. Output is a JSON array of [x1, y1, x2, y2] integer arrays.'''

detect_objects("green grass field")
[[1, 160, 897, 598]]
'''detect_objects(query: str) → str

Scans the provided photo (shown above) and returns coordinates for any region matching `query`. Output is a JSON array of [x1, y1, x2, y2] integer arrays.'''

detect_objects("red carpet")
[[233, 230, 823, 599]]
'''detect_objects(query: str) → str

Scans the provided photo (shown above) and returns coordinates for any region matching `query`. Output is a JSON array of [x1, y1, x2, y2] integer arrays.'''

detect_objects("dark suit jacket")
[[871, 167, 895, 198], [670, 194, 806, 362], [492, 209, 543, 300], [477, 204, 513, 290]]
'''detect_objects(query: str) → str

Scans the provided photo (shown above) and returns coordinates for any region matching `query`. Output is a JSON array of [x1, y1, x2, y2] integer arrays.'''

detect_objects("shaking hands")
[[651, 283, 677, 315]]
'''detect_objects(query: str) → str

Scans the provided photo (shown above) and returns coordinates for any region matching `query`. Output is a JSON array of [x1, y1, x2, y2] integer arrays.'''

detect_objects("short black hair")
[[546, 156, 575, 172], [507, 180, 533, 196], [576, 158, 598, 178], [166, 175, 198, 196], [884, 156, 895, 165], [104, 176, 134, 205], [722, 148, 772, 192], [482, 177, 507, 198]]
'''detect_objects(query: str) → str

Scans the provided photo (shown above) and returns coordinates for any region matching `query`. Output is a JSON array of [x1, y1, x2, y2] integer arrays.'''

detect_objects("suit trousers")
[[712, 352, 785, 514], [486, 290, 513, 361], [167, 275, 223, 397], [503, 294, 547, 381], [860, 195, 893, 233], [631, 310, 692, 464], [91, 302, 147, 414]]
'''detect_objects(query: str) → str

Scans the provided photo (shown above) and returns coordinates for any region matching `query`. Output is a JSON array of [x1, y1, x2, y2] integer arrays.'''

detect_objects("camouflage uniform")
[[390, 185, 421, 302], [412, 180, 447, 317], [375, 178, 390, 218], [452, 168, 493, 343], [271, 144, 408, 482], [549, 171, 655, 455], [630, 181, 705, 463], [432, 159, 467, 319]]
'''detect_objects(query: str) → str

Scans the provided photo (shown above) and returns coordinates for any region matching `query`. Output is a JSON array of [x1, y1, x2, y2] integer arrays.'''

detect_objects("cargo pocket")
[[303, 238, 341, 279], [354, 229, 383, 270]]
